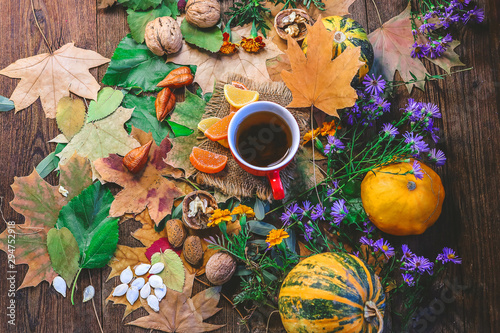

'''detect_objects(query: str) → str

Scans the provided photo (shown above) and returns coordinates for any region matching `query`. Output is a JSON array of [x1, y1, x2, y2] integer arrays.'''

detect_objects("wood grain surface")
[[0, 0, 498, 332]]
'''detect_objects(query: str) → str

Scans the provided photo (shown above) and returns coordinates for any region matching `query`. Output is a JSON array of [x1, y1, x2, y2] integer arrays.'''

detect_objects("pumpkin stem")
[[364, 301, 384, 333], [407, 181, 417, 191], [333, 31, 347, 44]]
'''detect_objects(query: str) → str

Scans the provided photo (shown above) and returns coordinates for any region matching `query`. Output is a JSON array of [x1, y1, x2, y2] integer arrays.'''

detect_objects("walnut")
[[274, 9, 313, 42], [205, 252, 236, 285], [144, 17, 182, 56], [182, 190, 217, 229], [185, 0, 220, 28]]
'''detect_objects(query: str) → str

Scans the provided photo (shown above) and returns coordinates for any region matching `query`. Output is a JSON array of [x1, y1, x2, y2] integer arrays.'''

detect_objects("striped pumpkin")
[[302, 16, 374, 84], [279, 252, 385, 333]]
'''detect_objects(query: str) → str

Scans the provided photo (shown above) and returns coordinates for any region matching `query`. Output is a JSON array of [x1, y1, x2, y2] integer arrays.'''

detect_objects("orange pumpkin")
[[361, 160, 445, 235]]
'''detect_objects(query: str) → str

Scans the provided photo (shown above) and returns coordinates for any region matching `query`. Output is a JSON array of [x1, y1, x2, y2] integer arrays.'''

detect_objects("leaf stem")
[[30, 0, 53, 53], [70, 267, 82, 305], [371, 0, 383, 27]]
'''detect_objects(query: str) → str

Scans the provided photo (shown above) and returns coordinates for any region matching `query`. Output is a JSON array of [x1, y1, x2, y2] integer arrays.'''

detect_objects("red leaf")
[[146, 238, 182, 261]]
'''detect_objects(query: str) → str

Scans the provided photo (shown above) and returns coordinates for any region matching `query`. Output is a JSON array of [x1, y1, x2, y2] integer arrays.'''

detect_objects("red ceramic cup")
[[227, 101, 300, 200]]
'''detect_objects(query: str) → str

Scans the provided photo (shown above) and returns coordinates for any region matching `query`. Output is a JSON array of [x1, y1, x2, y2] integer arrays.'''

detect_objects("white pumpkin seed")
[[149, 262, 165, 274], [112, 283, 129, 297], [131, 277, 145, 289], [149, 275, 163, 289], [83, 285, 95, 303], [58, 185, 69, 197], [134, 263, 151, 276], [154, 284, 167, 301], [147, 295, 160, 312], [140, 282, 151, 299], [53, 276, 67, 297], [120, 266, 133, 284], [126, 286, 139, 305]]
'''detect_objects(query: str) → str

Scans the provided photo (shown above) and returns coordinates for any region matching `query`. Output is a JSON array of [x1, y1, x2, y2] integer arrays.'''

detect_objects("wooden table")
[[0, 0, 498, 332]]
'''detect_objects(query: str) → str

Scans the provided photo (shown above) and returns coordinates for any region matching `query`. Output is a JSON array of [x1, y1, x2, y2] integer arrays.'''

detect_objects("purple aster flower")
[[419, 21, 436, 34], [440, 8, 460, 28], [404, 132, 430, 154], [363, 74, 386, 96], [428, 148, 446, 166], [441, 33, 453, 45], [411, 42, 430, 59], [411, 160, 424, 180], [404, 99, 422, 121], [353, 251, 360, 258], [431, 131, 440, 143], [437, 247, 462, 264], [381, 123, 399, 138], [450, 0, 471, 9], [360, 236, 374, 247], [402, 273, 415, 286], [303, 224, 315, 242], [362, 220, 376, 234], [401, 244, 416, 261], [280, 203, 301, 225], [422, 12, 434, 20], [422, 103, 441, 119], [330, 199, 348, 226], [374, 96, 391, 112], [462, 6, 485, 24], [299, 201, 313, 218], [404, 256, 434, 275], [311, 204, 326, 221], [428, 40, 446, 59], [411, 29, 418, 36], [374, 238, 395, 258], [324, 136, 345, 154]]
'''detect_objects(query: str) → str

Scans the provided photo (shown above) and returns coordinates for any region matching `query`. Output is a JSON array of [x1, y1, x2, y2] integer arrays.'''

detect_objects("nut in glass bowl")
[[274, 9, 313, 42]]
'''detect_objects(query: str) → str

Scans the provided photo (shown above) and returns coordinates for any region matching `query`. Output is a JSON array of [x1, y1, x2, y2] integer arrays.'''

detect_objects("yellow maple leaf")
[[281, 19, 363, 117]]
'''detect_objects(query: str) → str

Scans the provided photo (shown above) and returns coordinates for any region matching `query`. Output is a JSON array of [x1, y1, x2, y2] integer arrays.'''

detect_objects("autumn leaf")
[[86, 87, 124, 123], [0, 43, 109, 118], [420, 39, 465, 74], [169, 89, 206, 130], [56, 97, 86, 140], [285, 147, 325, 201], [0, 154, 92, 289], [164, 133, 198, 178], [46, 227, 80, 285], [168, 24, 284, 93], [57, 106, 140, 179], [98, 0, 117, 9], [146, 238, 181, 259], [281, 19, 363, 117], [106, 245, 148, 281], [94, 128, 183, 225], [128, 287, 225, 332], [368, 3, 429, 92], [131, 209, 169, 247]]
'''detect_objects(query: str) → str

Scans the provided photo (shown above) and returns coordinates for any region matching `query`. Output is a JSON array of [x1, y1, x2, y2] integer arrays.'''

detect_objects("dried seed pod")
[[140, 282, 151, 299], [183, 235, 203, 266], [131, 277, 146, 289], [120, 266, 134, 284], [147, 295, 160, 312], [144, 16, 182, 56], [186, 0, 220, 28], [83, 285, 95, 303], [113, 283, 129, 297], [126, 286, 139, 305], [149, 275, 164, 289], [155, 88, 176, 122], [205, 251, 237, 285], [53, 276, 67, 297], [157, 67, 194, 89], [149, 262, 165, 275], [123, 140, 153, 173], [154, 284, 167, 301], [134, 263, 151, 276], [166, 219, 187, 248]]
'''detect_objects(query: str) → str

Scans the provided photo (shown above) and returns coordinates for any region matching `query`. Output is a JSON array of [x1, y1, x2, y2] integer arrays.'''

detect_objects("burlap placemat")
[[195, 74, 311, 201]]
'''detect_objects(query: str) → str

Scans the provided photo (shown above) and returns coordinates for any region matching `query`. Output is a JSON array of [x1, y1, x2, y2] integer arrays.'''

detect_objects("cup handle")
[[267, 170, 285, 200]]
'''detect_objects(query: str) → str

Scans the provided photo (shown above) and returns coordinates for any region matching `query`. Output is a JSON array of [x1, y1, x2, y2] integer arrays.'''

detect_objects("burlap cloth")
[[195, 74, 311, 201]]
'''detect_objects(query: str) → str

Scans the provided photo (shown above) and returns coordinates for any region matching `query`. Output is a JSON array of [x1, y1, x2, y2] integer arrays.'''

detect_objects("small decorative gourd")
[[144, 17, 182, 56], [361, 159, 445, 235], [185, 0, 220, 28]]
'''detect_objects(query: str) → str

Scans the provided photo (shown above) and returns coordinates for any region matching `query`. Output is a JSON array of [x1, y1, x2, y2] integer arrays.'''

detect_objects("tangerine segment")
[[190, 147, 228, 174], [204, 112, 235, 141], [224, 84, 259, 108], [217, 138, 229, 148]]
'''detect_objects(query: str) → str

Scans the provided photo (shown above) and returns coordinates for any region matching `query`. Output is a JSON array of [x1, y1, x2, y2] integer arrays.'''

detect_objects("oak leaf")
[[94, 128, 183, 225], [128, 287, 225, 332], [0, 154, 92, 289], [0, 43, 109, 118], [57, 106, 140, 179], [168, 24, 284, 93], [281, 19, 363, 117]]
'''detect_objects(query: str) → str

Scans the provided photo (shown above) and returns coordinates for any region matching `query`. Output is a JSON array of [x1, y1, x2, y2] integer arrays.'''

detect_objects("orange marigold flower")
[[303, 120, 341, 144], [303, 128, 321, 145], [266, 229, 289, 248], [240, 36, 266, 53], [219, 32, 239, 55], [208, 208, 232, 227], [230, 204, 255, 218]]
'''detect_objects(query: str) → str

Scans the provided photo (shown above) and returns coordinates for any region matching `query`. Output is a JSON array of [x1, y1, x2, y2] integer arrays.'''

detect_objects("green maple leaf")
[[47, 227, 80, 284], [169, 89, 206, 130], [118, 0, 161, 11], [0, 154, 92, 289], [151, 250, 185, 292], [127, 4, 172, 43], [56, 182, 119, 269], [86, 87, 124, 123], [102, 34, 187, 92], [180, 19, 223, 53], [165, 133, 199, 178]]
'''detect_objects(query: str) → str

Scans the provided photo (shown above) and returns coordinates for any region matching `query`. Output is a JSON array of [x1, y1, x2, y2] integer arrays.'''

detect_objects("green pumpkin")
[[278, 252, 385, 333], [302, 16, 374, 85]]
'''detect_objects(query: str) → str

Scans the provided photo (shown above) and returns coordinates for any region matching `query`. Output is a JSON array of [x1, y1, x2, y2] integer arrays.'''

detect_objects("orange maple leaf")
[[281, 19, 363, 117]]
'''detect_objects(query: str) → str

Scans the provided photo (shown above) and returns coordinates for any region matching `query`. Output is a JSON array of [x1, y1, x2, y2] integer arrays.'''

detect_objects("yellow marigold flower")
[[240, 36, 266, 53], [302, 128, 321, 145], [266, 229, 289, 248], [230, 204, 255, 218], [208, 209, 232, 227]]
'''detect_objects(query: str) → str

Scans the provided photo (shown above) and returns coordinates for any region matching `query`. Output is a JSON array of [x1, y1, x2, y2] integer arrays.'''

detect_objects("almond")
[[166, 219, 186, 248], [183, 235, 203, 266]]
